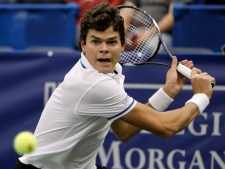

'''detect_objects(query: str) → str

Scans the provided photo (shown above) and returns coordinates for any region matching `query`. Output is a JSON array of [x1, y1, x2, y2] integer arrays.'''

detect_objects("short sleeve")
[[76, 79, 136, 121]]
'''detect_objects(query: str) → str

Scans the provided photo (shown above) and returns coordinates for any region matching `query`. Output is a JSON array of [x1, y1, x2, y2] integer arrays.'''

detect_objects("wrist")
[[149, 88, 174, 112], [163, 85, 179, 99], [185, 94, 210, 114]]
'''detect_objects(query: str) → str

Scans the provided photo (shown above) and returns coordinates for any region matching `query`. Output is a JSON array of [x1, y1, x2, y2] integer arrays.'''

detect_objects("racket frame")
[[117, 5, 196, 78], [117, 5, 214, 88], [117, 5, 161, 64]]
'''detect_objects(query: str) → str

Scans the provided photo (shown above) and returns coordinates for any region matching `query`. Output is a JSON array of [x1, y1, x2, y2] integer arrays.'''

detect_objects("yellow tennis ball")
[[13, 131, 37, 155]]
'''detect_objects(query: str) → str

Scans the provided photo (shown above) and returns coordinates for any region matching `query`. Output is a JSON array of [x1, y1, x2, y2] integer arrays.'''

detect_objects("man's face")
[[81, 26, 124, 74]]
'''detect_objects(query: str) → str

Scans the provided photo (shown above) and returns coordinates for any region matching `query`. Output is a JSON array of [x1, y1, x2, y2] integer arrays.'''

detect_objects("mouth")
[[97, 58, 111, 63]]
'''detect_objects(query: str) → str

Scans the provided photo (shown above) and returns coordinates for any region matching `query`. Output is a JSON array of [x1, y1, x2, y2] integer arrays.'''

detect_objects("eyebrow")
[[90, 35, 118, 40]]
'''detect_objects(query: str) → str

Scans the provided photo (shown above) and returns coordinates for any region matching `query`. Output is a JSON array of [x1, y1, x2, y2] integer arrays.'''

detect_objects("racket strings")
[[129, 10, 159, 52], [119, 7, 160, 64]]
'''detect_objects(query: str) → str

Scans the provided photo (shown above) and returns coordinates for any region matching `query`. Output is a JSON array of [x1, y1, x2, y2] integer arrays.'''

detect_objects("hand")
[[163, 56, 194, 98], [190, 68, 215, 99]]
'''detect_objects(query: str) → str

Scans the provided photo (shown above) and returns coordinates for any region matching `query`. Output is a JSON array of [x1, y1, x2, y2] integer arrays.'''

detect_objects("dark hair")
[[79, 2, 125, 51]]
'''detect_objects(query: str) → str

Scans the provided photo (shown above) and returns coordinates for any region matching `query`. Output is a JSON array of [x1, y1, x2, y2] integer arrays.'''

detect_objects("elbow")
[[119, 138, 130, 143], [116, 134, 134, 143], [157, 125, 178, 138], [114, 130, 136, 143], [161, 132, 174, 138]]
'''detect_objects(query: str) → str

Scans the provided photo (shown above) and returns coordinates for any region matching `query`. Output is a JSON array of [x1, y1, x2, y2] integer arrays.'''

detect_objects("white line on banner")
[[124, 83, 225, 91]]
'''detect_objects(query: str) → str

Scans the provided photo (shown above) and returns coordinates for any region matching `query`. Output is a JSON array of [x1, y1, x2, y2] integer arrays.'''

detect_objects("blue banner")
[[1, 51, 224, 169]]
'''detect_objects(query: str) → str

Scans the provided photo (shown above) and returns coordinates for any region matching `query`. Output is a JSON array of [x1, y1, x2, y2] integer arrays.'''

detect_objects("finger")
[[186, 61, 194, 69], [191, 67, 198, 77], [171, 56, 178, 70], [180, 60, 193, 69], [180, 59, 188, 65], [196, 68, 202, 74], [199, 72, 209, 76], [212, 77, 216, 86]]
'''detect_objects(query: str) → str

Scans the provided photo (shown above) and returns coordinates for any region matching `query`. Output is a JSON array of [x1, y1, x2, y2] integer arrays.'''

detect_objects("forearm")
[[112, 96, 172, 142], [158, 13, 173, 33], [111, 88, 174, 142], [111, 119, 141, 142], [161, 94, 210, 136], [162, 104, 199, 135], [120, 92, 209, 138], [158, 3, 174, 33]]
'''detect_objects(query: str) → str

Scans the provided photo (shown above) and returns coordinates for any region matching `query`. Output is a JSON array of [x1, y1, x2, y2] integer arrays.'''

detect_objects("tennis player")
[[14, 2, 215, 169]]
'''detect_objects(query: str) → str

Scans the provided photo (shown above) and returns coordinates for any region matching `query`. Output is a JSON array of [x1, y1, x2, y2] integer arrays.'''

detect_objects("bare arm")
[[111, 102, 153, 142], [111, 57, 214, 142], [111, 98, 199, 141], [158, 3, 174, 33], [111, 57, 191, 142], [120, 102, 199, 138], [120, 65, 215, 137]]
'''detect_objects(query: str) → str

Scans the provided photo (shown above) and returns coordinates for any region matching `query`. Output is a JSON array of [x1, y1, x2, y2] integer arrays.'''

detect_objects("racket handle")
[[176, 64, 215, 88], [177, 64, 191, 79]]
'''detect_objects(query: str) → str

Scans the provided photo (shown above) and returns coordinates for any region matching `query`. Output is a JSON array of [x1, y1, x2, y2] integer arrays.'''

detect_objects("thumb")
[[191, 67, 198, 78], [171, 56, 178, 70]]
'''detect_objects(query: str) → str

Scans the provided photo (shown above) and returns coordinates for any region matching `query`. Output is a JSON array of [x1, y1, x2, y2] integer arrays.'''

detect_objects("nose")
[[100, 43, 109, 54]]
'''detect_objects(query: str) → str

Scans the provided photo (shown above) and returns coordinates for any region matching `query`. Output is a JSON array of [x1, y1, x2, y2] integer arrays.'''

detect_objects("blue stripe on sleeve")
[[108, 99, 137, 121]]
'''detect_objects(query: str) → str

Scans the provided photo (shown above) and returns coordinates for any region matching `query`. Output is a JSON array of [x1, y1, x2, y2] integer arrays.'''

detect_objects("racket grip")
[[177, 63, 191, 79], [176, 63, 215, 88]]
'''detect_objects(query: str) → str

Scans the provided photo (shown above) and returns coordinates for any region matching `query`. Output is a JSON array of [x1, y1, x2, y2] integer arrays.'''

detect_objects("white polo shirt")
[[19, 53, 137, 169]]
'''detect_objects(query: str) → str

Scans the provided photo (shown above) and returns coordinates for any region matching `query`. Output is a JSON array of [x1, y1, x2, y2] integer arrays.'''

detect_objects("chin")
[[98, 68, 113, 74], [99, 70, 111, 74]]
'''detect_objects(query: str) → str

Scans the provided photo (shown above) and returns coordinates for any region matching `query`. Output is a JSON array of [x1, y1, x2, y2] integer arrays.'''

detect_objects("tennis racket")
[[117, 5, 215, 88]]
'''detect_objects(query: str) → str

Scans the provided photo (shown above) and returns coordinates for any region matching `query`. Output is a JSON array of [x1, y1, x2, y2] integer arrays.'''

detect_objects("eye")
[[92, 39, 100, 45], [108, 40, 117, 45]]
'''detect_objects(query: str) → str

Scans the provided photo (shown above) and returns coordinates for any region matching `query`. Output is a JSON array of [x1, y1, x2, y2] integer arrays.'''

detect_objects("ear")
[[121, 44, 125, 53], [81, 40, 86, 53]]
